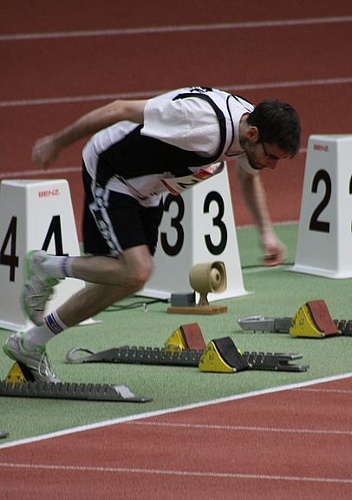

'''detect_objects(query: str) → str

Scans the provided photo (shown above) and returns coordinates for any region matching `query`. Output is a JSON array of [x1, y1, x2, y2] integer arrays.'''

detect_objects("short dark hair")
[[247, 99, 301, 157]]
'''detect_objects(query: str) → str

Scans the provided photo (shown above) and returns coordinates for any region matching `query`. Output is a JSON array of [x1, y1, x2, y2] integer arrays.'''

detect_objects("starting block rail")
[[65, 345, 308, 372], [333, 319, 352, 336], [0, 380, 152, 403], [242, 352, 308, 372], [66, 346, 202, 367], [1, 361, 152, 402]]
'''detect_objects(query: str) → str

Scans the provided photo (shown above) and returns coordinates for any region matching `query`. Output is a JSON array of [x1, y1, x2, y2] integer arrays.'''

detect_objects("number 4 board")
[[0, 179, 86, 331]]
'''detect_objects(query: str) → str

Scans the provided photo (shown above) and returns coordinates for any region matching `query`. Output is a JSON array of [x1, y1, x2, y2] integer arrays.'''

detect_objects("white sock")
[[41, 255, 75, 279], [23, 311, 68, 350]]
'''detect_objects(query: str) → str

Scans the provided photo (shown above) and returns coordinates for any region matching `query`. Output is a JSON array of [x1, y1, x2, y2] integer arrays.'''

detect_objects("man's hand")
[[32, 134, 62, 168], [260, 232, 286, 267]]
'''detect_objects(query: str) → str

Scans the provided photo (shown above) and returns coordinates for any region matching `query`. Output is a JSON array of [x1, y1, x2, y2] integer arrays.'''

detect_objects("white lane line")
[[0, 461, 351, 484], [1, 77, 352, 108], [128, 421, 352, 436], [0, 372, 351, 450], [1, 16, 352, 41]]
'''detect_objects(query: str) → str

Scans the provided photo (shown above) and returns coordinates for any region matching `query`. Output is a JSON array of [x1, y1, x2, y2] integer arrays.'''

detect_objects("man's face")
[[239, 121, 291, 170], [243, 138, 290, 171]]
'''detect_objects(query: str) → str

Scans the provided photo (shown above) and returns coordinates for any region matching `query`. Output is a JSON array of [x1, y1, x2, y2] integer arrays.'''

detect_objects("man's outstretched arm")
[[32, 99, 147, 168]]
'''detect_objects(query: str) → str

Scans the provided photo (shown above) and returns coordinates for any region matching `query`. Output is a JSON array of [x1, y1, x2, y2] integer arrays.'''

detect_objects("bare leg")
[[57, 245, 153, 326], [56, 283, 131, 326], [71, 245, 153, 286]]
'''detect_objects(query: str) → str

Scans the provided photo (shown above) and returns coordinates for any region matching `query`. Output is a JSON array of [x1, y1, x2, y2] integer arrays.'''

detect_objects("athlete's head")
[[239, 99, 301, 171], [247, 99, 301, 158]]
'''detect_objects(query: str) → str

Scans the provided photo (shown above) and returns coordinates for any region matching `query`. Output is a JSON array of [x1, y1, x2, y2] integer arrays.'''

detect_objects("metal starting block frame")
[[238, 316, 293, 333], [65, 345, 309, 372]]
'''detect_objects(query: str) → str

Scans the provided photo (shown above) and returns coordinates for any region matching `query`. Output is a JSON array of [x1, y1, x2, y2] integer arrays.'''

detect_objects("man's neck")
[[226, 113, 248, 156]]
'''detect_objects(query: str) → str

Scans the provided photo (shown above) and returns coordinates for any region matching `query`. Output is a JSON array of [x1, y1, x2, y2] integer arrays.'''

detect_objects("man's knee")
[[119, 247, 154, 293], [128, 259, 153, 292]]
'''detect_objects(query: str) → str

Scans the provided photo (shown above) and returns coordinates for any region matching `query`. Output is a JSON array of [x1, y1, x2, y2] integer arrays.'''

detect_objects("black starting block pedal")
[[198, 337, 308, 373], [0, 380, 152, 403], [199, 337, 250, 373]]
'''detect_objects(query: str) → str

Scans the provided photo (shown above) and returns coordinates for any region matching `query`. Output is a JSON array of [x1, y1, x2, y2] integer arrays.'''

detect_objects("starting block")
[[164, 323, 207, 352], [238, 299, 342, 338], [198, 337, 249, 373], [290, 300, 340, 338], [4, 362, 33, 385], [198, 338, 309, 373], [65, 323, 309, 372], [1, 362, 152, 403]]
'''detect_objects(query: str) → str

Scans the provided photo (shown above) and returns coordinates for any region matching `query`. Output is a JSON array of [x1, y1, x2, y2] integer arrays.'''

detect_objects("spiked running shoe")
[[3, 332, 60, 383], [22, 250, 59, 326]]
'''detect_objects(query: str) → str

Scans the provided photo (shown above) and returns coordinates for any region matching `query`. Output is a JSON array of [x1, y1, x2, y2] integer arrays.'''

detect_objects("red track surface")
[[1, 377, 352, 499], [1, 2, 352, 498]]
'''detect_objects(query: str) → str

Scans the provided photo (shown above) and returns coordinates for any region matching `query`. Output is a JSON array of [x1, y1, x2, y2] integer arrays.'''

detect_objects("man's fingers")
[[261, 251, 283, 267]]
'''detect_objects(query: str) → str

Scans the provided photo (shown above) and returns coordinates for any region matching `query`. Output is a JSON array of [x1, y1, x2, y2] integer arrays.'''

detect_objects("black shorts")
[[82, 168, 163, 257]]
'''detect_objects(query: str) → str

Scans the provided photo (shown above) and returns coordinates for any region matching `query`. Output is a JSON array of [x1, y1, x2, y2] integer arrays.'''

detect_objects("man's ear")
[[247, 126, 260, 142]]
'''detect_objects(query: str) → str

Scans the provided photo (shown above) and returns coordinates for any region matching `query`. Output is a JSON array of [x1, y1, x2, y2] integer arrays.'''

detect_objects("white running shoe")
[[3, 332, 60, 383], [22, 250, 58, 326]]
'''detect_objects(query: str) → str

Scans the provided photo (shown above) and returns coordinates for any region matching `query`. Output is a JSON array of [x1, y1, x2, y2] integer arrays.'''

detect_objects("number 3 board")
[[141, 164, 248, 300]]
